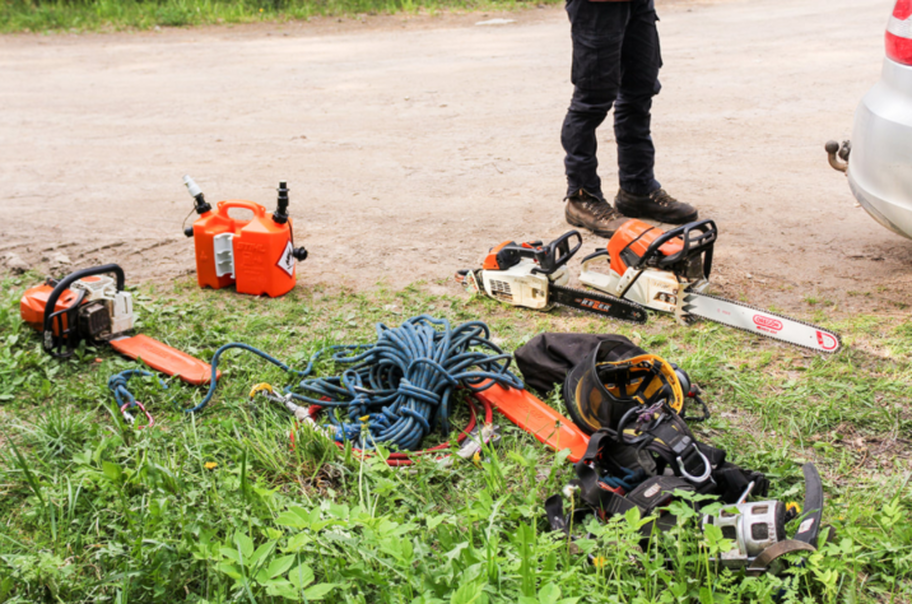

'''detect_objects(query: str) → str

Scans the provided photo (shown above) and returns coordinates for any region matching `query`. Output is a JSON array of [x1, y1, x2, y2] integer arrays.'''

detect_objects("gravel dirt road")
[[1, 0, 908, 317]]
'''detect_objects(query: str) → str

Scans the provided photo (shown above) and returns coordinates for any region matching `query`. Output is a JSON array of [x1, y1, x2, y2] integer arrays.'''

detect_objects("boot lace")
[[584, 199, 621, 220], [651, 189, 679, 208]]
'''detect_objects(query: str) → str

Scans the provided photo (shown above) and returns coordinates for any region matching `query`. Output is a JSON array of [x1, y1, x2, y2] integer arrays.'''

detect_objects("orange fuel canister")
[[183, 177, 308, 298]]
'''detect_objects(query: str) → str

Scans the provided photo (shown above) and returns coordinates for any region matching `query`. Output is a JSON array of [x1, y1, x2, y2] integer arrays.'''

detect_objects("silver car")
[[827, 0, 912, 239]]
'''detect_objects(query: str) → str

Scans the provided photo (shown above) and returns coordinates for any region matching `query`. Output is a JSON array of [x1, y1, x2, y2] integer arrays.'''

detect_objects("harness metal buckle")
[[676, 443, 712, 483]]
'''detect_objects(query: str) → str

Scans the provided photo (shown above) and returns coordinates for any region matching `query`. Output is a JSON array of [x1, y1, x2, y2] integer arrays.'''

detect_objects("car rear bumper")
[[848, 58, 912, 240]]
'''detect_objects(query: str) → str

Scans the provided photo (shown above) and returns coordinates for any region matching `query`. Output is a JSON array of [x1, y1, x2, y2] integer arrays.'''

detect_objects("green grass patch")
[[0, 0, 552, 34], [0, 272, 910, 602]]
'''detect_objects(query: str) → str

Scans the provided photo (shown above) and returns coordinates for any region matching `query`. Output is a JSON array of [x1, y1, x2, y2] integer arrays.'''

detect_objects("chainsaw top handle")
[[43, 264, 126, 358], [535, 230, 582, 274], [635, 220, 716, 274], [491, 230, 582, 274]]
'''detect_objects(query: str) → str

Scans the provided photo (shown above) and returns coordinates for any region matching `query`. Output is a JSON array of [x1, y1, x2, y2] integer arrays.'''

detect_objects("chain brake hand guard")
[[636, 220, 717, 279], [43, 264, 126, 359]]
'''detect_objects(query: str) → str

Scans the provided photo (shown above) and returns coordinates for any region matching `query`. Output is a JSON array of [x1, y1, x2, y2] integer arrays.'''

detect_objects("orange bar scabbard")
[[473, 382, 590, 462], [110, 334, 221, 386]]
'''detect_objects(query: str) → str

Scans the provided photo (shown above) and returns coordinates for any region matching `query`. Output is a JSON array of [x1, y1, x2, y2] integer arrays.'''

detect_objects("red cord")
[[120, 401, 155, 430], [289, 392, 493, 467]]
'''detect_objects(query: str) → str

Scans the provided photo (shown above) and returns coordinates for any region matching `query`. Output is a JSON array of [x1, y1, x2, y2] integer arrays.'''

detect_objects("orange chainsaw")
[[20, 264, 217, 385], [579, 219, 841, 353]]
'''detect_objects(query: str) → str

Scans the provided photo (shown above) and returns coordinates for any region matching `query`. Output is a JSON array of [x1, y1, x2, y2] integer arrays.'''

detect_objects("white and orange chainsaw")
[[457, 230, 647, 324], [20, 264, 218, 384], [579, 219, 841, 353]]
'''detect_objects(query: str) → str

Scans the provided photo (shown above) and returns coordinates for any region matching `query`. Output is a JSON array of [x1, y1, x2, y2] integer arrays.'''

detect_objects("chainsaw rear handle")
[[499, 230, 581, 274], [43, 264, 126, 358], [580, 248, 610, 265], [578, 221, 716, 270], [636, 220, 716, 275]]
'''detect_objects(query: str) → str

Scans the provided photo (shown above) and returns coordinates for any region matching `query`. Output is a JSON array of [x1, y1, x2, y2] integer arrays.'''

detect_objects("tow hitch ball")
[[825, 140, 851, 173]]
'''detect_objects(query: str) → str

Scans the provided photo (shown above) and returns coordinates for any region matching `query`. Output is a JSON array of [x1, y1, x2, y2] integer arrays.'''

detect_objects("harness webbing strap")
[[625, 476, 693, 514]]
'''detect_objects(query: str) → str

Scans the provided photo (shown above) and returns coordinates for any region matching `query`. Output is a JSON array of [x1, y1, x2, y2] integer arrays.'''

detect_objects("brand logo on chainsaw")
[[752, 314, 783, 334], [815, 331, 839, 351], [577, 297, 613, 313], [276, 241, 295, 277]]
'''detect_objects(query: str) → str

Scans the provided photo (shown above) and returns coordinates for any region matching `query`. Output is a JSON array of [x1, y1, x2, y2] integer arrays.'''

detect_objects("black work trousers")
[[561, 0, 663, 201]]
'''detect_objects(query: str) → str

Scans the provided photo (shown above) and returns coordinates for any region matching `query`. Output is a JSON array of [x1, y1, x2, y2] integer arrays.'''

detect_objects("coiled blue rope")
[[289, 315, 523, 450], [179, 315, 523, 451]]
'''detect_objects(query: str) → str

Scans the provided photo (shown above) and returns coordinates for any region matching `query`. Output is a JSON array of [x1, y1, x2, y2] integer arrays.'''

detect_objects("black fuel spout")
[[273, 181, 290, 225], [273, 180, 307, 261]]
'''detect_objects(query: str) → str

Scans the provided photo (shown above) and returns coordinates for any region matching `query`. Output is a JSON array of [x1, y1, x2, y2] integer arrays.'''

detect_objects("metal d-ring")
[[120, 401, 155, 430], [676, 443, 712, 483]]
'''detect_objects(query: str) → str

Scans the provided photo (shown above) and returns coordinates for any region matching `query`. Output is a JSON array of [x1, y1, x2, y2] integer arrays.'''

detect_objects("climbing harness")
[[515, 333, 821, 575], [547, 338, 769, 535], [107, 369, 167, 429], [546, 429, 825, 575]]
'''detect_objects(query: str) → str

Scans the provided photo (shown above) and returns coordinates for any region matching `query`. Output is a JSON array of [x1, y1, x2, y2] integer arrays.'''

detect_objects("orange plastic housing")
[[473, 382, 590, 462], [191, 200, 297, 298], [608, 219, 684, 275], [110, 335, 220, 385], [482, 241, 512, 270], [20, 283, 80, 333]]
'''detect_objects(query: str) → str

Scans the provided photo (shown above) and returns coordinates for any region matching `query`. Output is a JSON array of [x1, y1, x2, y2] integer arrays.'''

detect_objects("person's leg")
[[612, 0, 698, 223], [613, 0, 662, 196], [562, 88, 612, 201], [561, 0, 629, 201]]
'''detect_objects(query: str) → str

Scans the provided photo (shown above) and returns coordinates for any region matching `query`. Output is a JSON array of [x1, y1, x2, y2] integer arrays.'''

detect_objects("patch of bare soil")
[[1, 0, 909, 321]]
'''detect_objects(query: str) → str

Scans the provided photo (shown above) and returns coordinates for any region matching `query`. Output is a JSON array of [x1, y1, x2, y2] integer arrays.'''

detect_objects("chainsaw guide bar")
[[678, 291, 842, 354], [549, 283, 647, 324]]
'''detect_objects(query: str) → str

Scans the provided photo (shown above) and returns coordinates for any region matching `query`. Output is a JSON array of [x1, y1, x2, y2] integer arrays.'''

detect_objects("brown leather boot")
[[564, 189, 628, 238], [614, 188, 698, 224]]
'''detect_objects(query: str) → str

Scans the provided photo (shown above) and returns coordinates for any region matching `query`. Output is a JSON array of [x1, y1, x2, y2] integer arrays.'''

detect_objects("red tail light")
[[887, 0, 912, 65]]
